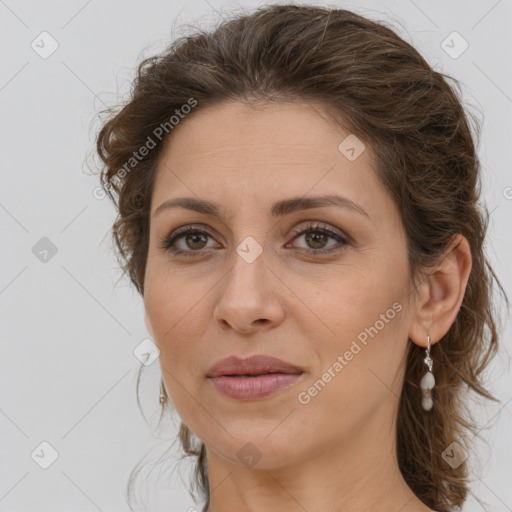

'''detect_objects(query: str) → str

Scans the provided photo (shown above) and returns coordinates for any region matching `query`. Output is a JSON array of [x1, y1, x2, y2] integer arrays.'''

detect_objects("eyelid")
[[157, 223, 218, 249], [164, 220, 348, 240], [288, 220, 348, 241], [158, 220, 351, 255]]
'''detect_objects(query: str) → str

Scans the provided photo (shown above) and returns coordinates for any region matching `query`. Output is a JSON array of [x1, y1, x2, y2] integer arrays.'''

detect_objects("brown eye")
[[182, 232, 209, 251], [158, 221, 350, 258], [303, 231, 330, 250], [288, 222, 349, 255], [158, 224, 218, 257]]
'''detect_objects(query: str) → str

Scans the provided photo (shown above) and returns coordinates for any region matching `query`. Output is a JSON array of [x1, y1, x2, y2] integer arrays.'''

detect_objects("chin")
[[204, 429, 304, 470]]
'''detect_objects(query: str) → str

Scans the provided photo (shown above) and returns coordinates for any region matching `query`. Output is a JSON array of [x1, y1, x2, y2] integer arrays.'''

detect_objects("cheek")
[[144, 268, 204, 371], [306, 259, 402, 343], [295, 302, 408, 441], [145, 257, 204, 334], [306, 257, 409, 397]]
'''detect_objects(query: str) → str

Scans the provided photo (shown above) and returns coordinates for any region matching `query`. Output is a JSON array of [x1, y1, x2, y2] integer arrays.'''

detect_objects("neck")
[[204, 397, 429, 512]]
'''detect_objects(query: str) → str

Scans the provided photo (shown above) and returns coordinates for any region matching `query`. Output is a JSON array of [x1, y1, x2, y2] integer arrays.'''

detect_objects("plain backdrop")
[[1, 0, 511, 511]]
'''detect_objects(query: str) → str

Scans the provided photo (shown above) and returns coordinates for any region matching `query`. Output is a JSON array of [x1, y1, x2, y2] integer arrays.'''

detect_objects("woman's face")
[[144, 100, 418, 469]]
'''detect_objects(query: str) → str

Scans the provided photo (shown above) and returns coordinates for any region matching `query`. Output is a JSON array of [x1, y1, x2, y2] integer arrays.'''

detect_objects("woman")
[[94, 4, 508, 512]]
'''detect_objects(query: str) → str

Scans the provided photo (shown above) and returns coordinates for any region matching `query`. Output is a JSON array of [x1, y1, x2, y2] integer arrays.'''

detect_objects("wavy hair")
[[93, 4, 509, 511]]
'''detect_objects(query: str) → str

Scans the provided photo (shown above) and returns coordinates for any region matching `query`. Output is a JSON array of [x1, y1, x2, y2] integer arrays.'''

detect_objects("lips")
[[207, 354, 304, 378], [207, 355, 305, 400]]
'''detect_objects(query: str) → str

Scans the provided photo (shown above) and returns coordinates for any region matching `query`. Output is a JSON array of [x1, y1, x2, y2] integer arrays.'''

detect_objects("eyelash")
[[157, 221, 350, 258]]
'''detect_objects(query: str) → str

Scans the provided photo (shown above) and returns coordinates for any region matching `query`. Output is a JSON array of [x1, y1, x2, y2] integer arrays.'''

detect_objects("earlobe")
[[408, 234, 472, 348], [145, 311, 155, 338]]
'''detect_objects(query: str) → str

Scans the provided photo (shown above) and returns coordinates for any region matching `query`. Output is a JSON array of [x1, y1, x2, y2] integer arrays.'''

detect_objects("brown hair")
[[93, 4, 509, 511]]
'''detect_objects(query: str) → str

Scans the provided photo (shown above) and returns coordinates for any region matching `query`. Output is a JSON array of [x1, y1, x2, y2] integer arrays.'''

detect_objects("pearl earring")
[[159, 378, 167, 405], [420, 335, 435, 411]]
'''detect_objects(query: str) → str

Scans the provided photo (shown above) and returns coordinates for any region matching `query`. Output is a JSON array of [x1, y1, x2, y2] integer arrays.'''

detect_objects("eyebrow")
[[153, 194, 370, 220]]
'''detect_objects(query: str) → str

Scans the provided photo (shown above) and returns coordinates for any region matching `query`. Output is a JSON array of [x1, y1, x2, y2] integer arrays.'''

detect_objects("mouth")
[[206, 354, 305, 400], [207, 354, 305, 379], [218, 371, 301, 378], [229, 373, 276, 378], [208, 373, 304, 400]]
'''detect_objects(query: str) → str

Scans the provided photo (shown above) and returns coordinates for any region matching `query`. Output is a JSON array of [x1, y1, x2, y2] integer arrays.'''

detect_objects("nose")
[[212, 248, 285, 334]]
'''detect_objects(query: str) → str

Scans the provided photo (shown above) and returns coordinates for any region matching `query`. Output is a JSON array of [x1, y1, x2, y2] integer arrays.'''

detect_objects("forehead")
[[150, 100, 386, 223], [160, 100, 351, 159]]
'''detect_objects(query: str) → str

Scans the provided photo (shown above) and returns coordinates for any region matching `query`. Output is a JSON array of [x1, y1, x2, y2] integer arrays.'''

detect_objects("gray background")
[[1, 0, 511, 511]]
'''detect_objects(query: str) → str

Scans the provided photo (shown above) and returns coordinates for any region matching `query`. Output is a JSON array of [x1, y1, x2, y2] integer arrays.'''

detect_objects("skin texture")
[[143, 100, 472, 512]]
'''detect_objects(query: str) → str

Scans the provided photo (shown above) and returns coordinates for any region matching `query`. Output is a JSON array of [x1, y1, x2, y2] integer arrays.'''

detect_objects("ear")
[[408, 234, 472, 348], [145, 310, 155, 339]]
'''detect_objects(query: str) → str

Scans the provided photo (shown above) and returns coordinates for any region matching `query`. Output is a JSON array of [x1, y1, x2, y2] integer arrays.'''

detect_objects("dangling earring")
[[420, 335, 435, 411], [159, 378, 167, 405]]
